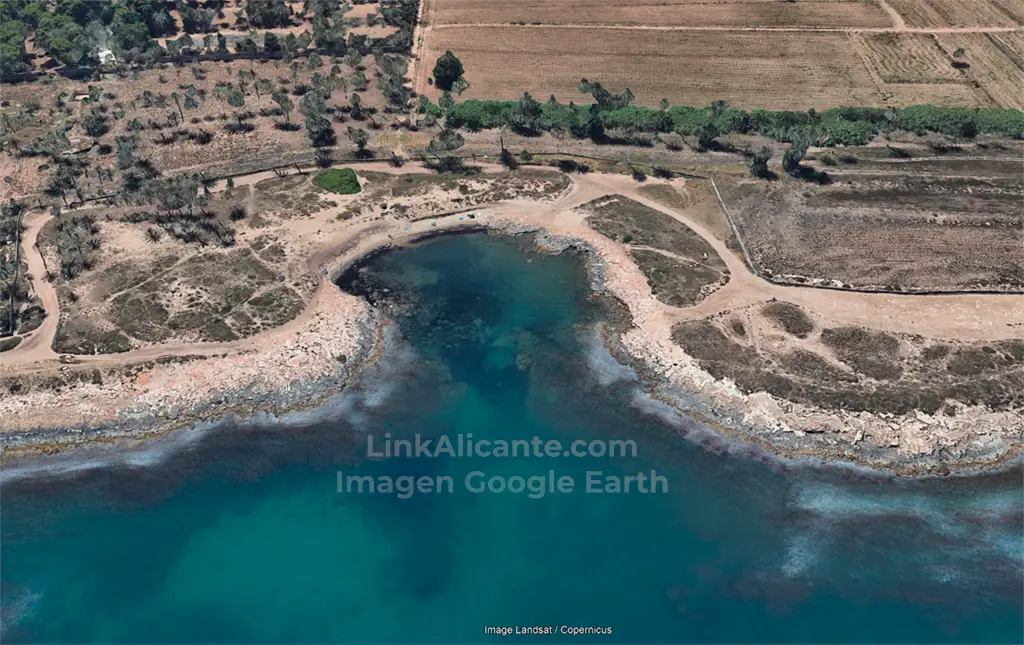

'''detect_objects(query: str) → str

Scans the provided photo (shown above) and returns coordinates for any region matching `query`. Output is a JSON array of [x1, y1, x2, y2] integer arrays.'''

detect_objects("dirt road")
[[425, 22, 1023, 35], [7, 211, 60, 364], [2, 162, 1021, 380]]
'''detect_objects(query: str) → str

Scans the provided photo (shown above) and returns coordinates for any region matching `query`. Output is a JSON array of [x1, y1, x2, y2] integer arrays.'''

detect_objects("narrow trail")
[[8, 211, 60, 364], [0, 161, 505, 372], [628, 245, 730, 276], [2, 163, 1021, 378], [427, 22, 1023, 35], [567, 173, 1024, 342], [874, 0, 908, 30]]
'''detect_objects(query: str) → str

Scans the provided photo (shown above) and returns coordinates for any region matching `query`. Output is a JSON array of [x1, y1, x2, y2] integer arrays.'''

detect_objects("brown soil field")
[[884, 0, 1024, 27], [882, 82, 990, 107], [860, 33, 963, 83], [420, 26, 886, 108], [935, 34, 1024, 109], [723, 161, 1024, 291], [429, 0, 892, 28]]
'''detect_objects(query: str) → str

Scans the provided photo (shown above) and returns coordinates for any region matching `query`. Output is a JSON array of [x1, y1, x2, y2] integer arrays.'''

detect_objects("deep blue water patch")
[[2, 232, 1021, 644]]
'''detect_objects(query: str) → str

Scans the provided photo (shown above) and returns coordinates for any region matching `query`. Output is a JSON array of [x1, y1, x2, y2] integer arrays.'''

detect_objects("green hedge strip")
[[445, 99, 1024, 146]]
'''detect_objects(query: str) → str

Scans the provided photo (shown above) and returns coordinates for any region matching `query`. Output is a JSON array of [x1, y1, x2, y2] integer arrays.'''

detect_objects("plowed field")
[[884, 0, 1023, 28], [430, 0, 892, 28], [421, 27, 886, 109]]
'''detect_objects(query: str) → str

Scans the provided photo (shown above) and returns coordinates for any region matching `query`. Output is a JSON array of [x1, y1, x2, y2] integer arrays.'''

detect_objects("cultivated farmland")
[[417, 0, 1024, 110], [935, 34, 1024, 109], [420, 27, 887, 109], [884, 0, 1024, 28], [428, 0, 893, 28], [860, 34, 963, 84]]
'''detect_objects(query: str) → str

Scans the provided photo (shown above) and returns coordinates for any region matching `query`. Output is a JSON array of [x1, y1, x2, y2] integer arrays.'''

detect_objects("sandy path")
[[8, 210, 60, 363], [0, 161, 504, 372], [3, 164, 1021, 379], [407, 0, 432, 97], [576, 173, 1024, 341], [874, 0, 908, 30], [410, 0, 436, 96]]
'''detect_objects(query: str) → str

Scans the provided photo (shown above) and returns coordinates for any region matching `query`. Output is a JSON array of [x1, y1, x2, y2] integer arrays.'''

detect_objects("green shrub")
[[443, 96, 1024, 146], [0, 336, 22, 353], [313, 168, 361, 195]]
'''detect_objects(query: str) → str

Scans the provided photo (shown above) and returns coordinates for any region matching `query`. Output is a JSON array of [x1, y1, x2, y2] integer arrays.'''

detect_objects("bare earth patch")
[[724, 163, 1024, 291]]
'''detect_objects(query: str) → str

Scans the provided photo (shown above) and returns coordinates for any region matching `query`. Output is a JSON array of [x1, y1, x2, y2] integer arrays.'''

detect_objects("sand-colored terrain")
[[413, 0, 1024, 109], [1, 162, 1021, 472]]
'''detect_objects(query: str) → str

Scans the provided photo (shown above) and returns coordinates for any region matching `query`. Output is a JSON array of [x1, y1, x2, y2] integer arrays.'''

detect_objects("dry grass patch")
[[761, 301, 815, 338], [724, 168, 1024, 291], [252, 174, 340, 219], [672, 310, 1024, 416], [0, 336, 23, 352], [580, 195, 726, 268], [582, 194, 729, 306], [420, 27, 887, 109], [431, 0, 890, 27], [628, 249, 727, 307], [861, 34, 963, 84], [885, 0, 1023, 27]]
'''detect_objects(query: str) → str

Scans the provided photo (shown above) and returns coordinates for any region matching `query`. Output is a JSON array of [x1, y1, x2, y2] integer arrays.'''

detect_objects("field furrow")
[[885, 0, 1024, 27], [862, 33, 963, 83], [431, 0, 892, 28], [936, 34, 1024, 109], [421, 27, 887, 109]]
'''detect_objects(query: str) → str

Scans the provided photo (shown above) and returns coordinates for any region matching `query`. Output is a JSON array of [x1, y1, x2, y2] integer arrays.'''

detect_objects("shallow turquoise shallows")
[[2, 233, 1022, 644]]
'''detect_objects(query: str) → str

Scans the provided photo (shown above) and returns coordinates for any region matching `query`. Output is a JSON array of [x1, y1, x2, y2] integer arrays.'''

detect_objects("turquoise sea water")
[[2, 233, 1022, 644]]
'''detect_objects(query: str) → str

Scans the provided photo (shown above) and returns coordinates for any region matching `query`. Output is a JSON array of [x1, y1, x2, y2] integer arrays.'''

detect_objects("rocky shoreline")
[[537, 231, 1023, 478], [1, 212, 1021, 478], [0, 288, 384, 460]]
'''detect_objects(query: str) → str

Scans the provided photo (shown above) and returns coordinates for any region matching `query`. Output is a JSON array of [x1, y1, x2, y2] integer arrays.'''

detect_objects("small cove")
[[1, 232, 1021, 643]]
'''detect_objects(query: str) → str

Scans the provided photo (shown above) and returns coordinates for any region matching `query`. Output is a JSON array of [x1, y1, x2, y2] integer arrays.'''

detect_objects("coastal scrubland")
[[1, 0, 1022, 471], [334, 169, 569, 221], [723, 146, 1024, 291], [29, 168, 570, 354], [672, 301, 1024, 417], [579, 194, 729, 306]]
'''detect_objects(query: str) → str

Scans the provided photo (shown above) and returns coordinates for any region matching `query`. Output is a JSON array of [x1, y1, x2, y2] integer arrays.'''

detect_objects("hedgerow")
[[444, 97, 1024, 146]]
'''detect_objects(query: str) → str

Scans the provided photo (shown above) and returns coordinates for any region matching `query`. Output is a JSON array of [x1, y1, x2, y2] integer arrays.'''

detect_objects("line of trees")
[[445, 91, 1022, 146]]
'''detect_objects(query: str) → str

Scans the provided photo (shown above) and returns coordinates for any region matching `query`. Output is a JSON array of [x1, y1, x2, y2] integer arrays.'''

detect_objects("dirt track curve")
[[2, 163, 1021, 378]]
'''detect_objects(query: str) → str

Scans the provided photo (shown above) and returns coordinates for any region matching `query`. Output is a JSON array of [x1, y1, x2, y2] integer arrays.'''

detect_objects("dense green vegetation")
[[0, 335, 22, 352], [445, 93, 1024, 146], [0, 0, 418, 77], [314, 168, 361, 194]]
